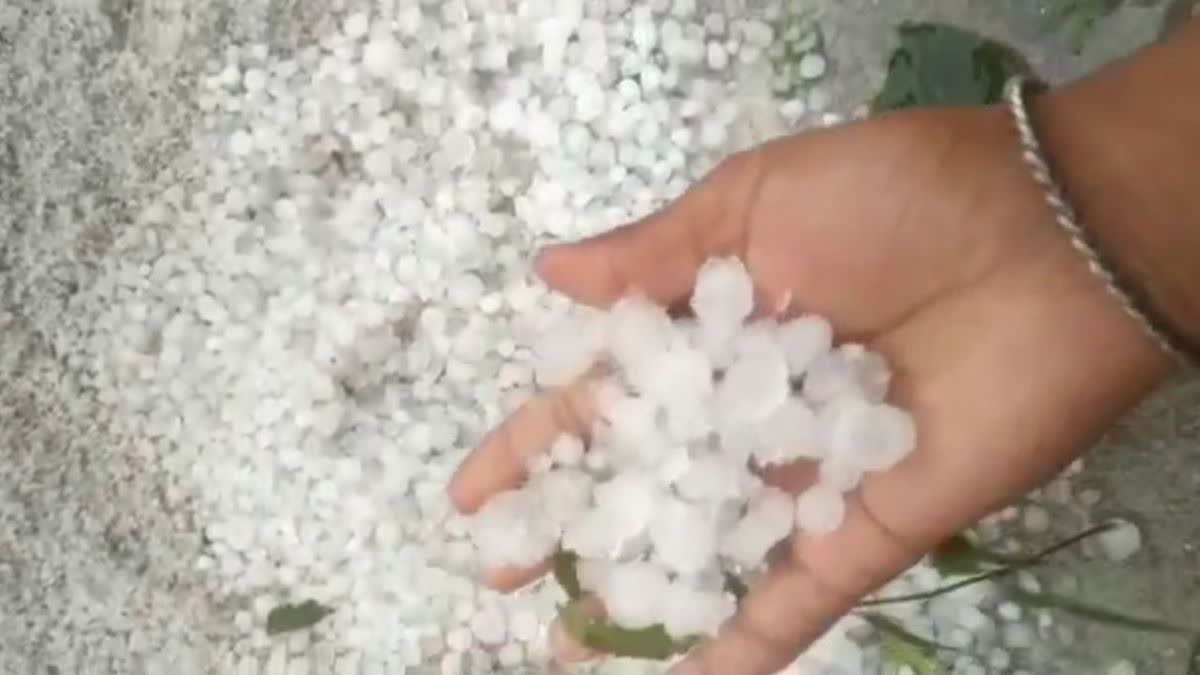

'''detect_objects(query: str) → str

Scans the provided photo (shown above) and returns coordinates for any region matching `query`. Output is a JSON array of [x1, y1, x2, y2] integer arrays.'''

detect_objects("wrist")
[[1030, 27, 1200, 362]]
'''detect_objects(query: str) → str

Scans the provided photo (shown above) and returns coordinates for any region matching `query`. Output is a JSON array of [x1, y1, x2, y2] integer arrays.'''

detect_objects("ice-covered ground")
[[1, 1, 1196, 674]]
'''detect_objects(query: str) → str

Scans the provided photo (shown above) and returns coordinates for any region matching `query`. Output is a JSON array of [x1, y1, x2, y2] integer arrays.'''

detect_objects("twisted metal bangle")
[[1003, 75, 1195, 369]]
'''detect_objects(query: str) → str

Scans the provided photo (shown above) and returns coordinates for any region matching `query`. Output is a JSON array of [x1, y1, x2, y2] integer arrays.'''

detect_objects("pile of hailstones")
[[472, 257, 915, 641]]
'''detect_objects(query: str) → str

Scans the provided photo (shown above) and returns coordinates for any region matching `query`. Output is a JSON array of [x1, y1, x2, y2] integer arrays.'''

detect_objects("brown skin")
[[1034, 18, 1200, 351], [448, 20, 1199, 675]]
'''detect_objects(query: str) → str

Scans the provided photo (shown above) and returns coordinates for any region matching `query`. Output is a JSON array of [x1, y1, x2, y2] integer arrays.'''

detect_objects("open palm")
[[449, 105, 1169, 675]]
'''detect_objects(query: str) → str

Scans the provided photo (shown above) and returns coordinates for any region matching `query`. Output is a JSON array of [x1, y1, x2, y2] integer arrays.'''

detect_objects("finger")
[[478, 559, 553, 594], [448, 378, 596, 515], [757, 460, 819, 494], [535, 149, 765, 308], [669, 493, 922, 675]]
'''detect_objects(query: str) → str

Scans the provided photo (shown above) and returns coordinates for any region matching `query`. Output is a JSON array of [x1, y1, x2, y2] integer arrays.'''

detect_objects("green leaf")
[[930, 534, 1011, 577], [554, 555, 715, 661], [1043, 0, 1124, 52], [862, 612, 958, 655], [871, 22, 1030, 113], [559, 598, 592, 640], [583, 620, 697, 661], [558, 599, 696, 661], [266, 600, 334, 636], [864, 613, 944, 675], [1011, 589, 1194, 636], [553, 551, 582, 601]]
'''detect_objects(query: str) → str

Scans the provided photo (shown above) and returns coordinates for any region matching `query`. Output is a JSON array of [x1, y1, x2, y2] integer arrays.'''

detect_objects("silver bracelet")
[[1003, 75, 1195, 369]]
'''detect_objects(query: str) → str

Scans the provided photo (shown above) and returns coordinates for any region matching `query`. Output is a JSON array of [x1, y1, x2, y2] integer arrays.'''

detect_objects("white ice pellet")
[[592, 470, 661, 534], [267, 643, 287, 675], [606, 295, 676, 377], [820, 400, 916, 474], [871, 404, 918, 470], [715, 337, 789, 427], [661, 582, 736, 640], [798, 53, 827, 79], [754, 396, 820, 466], [720, 486, 795, 567], [575, 81, 607, 123], [807, 86, 831, 112], [532, 314, 603, 388], [777, 315, 833, 376], [445, 628, 472, 653], [997, 602, 1023, 622], [441, 130, 476, 168], [700, 118, 729, 149], [1097, 519, 1142, 562], [851, 347, 893, 402], [794, 484, 846, 535], [654, 444, 691, 486], [946, 628, 973, 650], [469, 490, 559, 568], [532, 469, 593, 529], [563, 508, 621, 559], [598, 562, 669, 629], [363, 36, 401, 78], [526, 452, 553, 475], [674, 452, 744, 502], [691, 320, 739, 370], [244, 68, 267, 92], [1023, 505, 1051, 534], [1107, 660, 1137, 675], [649, 497, 718, 575], [343, 12, 369, 39], [780, 97, 807, 121], [229, 130, 254, 156], [604, 394, 667, 463], [690, 257, 754, 330], [439, 653, 462, 675], [549, 433, 585, 467], [509, 609, 540, 643], [704, 12, 726, 35], [469, 607, 507, 646], [540, 18, 570, 73], [819, 454, 863, 494], [637, 341, 713, 407], [706, 42, 730, 70], [1003, 623, 1036, 649], [804, 344, 890, 404], [715, 421, 764, 463], [498, 644, 524, 667], [489, 99, 523, 133]]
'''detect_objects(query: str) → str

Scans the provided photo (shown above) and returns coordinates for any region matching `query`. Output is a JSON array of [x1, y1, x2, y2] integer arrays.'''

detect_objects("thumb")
[[668, 492, 921, 675], [534, 150, 763, 308]]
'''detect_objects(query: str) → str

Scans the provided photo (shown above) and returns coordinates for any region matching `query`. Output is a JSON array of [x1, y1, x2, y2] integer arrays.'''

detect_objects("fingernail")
[[549, 618, 597, 664], [668, 659, 706, 675], [532, 247, 558, 278], [534, 241, 568, 259]]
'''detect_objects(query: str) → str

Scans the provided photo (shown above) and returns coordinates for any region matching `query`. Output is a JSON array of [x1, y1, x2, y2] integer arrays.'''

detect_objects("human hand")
[[448, 104, 1171, 674]]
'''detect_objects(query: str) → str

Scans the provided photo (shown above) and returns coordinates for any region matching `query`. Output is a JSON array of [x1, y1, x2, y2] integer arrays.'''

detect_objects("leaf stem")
[[1012, 588, 1197, 636], [859, 521, 1116, 608]]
